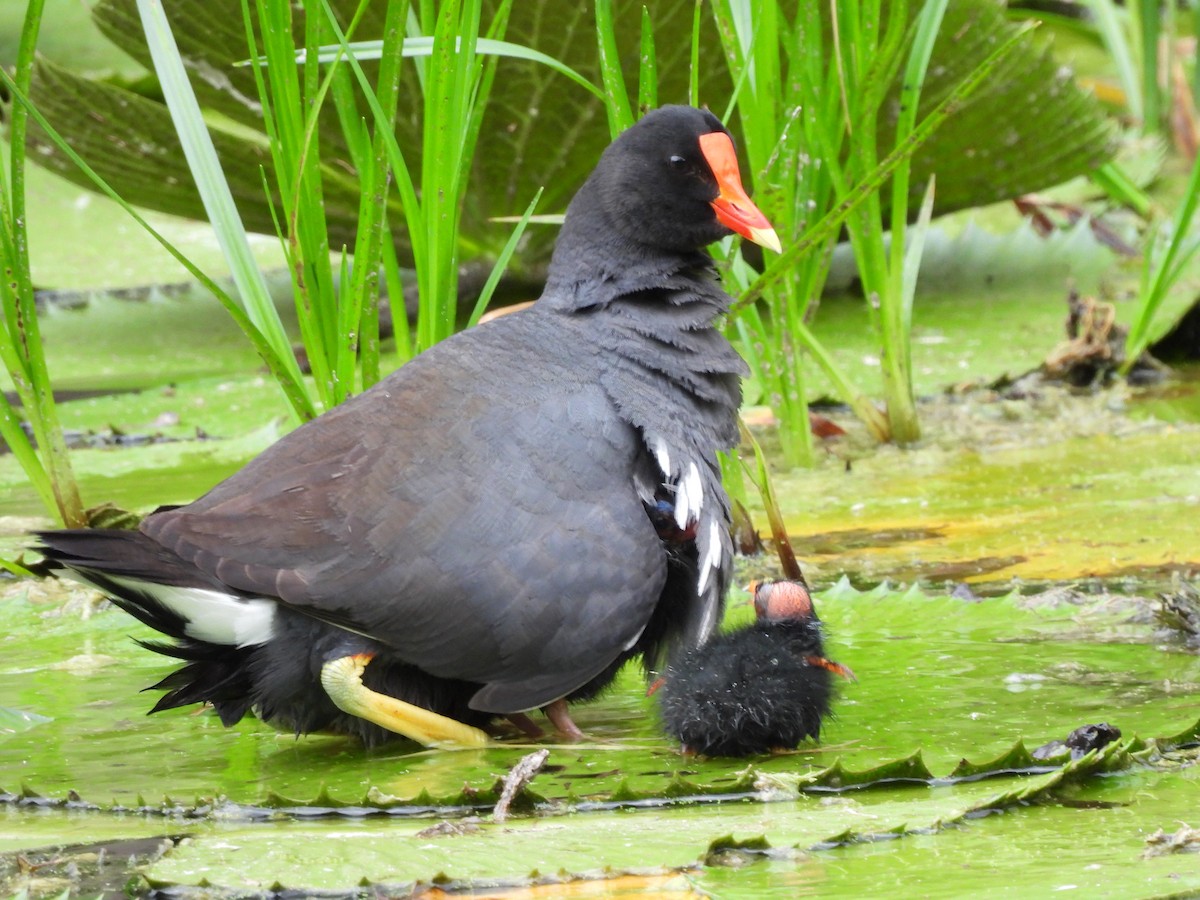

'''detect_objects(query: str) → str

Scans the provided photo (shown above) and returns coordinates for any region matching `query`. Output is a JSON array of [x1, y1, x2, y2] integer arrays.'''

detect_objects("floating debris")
[[1156, 578, 1200, 647]]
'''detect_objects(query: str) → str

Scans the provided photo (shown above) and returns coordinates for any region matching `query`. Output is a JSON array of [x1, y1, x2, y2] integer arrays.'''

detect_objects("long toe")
[[544, 699, 585, 741]]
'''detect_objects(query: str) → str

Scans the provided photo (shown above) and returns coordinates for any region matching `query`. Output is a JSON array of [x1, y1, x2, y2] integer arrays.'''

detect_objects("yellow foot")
[[320, 653, 491, 750]]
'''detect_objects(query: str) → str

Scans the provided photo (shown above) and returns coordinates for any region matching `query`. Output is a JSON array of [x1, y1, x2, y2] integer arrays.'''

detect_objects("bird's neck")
[[540, 179, 714, 313]]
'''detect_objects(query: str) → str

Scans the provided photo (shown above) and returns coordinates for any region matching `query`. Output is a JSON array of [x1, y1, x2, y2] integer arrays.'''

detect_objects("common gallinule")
[[37, 105, 780, 748], [657, 579, 853, 757]]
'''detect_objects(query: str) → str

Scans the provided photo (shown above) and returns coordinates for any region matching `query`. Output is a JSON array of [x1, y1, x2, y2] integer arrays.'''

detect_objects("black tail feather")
[[135, 636, 256, 723], [35, 528, 219, 589], [146, 661, 255, 725], [37, 528, 259, 726]]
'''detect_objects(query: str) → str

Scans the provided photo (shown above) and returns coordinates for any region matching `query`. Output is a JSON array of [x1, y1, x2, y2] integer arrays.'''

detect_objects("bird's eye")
[[668, 155, 688, 170]]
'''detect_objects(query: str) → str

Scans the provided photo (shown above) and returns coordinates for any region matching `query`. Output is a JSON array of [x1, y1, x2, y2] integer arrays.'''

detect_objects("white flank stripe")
[[696, 517, 723, 597], [673, 479, 691, 529], [111, 576, 276, 648], [707, 518, 723, 570], [696, 523, 713, 595], [684, 462, 703, 522], [652, 437, 672, 477]]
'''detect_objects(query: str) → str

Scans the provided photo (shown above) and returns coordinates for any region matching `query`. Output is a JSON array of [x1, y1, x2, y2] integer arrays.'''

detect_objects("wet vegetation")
[[3, 0, 1200, 897]]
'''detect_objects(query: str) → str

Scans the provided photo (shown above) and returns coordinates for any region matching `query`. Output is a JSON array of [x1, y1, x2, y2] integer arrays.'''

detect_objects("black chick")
[[657, 579, 853, 757]]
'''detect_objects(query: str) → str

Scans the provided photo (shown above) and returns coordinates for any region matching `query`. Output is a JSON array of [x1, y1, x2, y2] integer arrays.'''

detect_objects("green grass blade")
[[0, 397, 57, 519], [289, 2, 377, 403], [466, 188, 544, 328], [247, 0, 337, 406], [1123, 147, 1200, 367], [898, 176, 936, 385], [0, 0, 84, 525], [737, 419, 802, 582], [135, 0, 313, 418], [420, 0, 477, 348], [1085, 0, 1141, 124], [888, 0, 947, 257], [381, 233, 411, 361], [406, 5, 428, 91], [717, 448, 749, 530], [315, 1, 426, 361], [0, 73, 317, 424], [1090, 160, 1153, 217], [296, 37, 606, 101], [345, 0, 406, 389], [789, 317, 892, 444], [1135, 0, 1161, 132], [878, 0, 947, 443], [1195, 1, 1200, 103], [737, 20, 1036, 310], [637, 7, 658, 114], [594, 0, 634, 136], [0, 553, 35, 577], [330, 66, 372, 391], [689, 0, 701, 107]]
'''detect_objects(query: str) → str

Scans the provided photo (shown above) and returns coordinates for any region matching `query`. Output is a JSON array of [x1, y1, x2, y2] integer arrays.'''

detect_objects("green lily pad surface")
[[4, 576, 1200, 897]]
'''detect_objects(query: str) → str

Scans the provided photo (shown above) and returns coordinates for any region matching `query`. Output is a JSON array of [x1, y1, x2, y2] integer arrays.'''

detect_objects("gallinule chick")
[[657, 579, 853, 757], [36, 105, 780, 749]]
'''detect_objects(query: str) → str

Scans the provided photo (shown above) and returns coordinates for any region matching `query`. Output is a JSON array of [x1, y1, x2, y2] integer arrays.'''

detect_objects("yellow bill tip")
[[749, 225, 782, 254]]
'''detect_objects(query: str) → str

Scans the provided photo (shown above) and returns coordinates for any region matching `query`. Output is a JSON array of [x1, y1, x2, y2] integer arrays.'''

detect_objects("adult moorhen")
[[37, 105, 780, 749], [657, 579, 854, 757]]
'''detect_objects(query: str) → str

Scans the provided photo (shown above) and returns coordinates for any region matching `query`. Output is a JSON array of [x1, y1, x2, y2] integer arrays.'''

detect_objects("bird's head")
[[585, 105, 781, 255], [750, 578, 816, 622]]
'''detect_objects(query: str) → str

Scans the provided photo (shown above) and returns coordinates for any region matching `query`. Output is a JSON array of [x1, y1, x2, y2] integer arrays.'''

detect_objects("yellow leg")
[[320, 653, 491, 750]]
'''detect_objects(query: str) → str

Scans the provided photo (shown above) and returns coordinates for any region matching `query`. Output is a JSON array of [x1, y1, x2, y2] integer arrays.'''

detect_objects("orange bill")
[[698, 131, 782, 253], [805, 655, 857, 682]]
